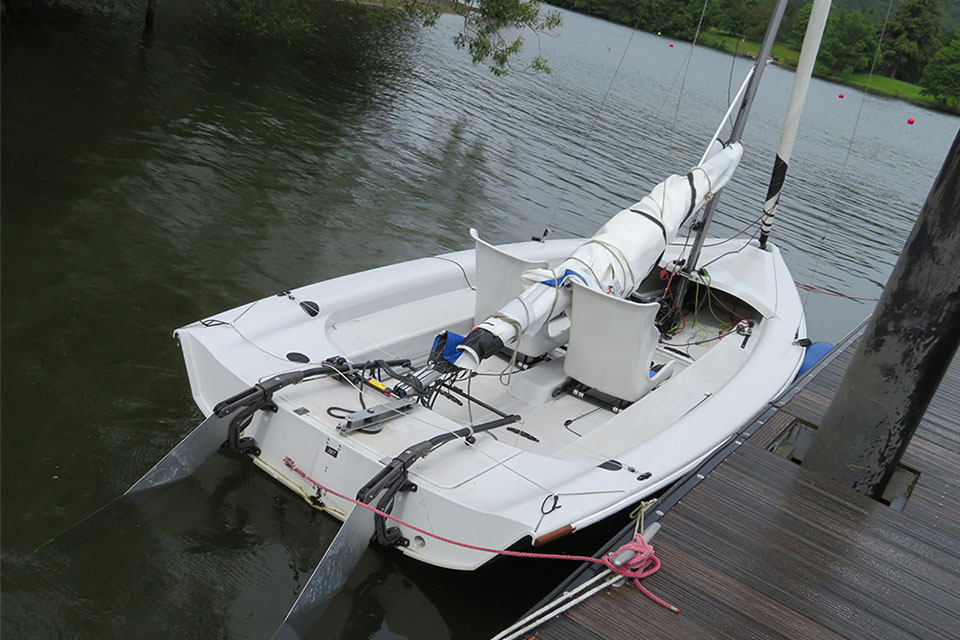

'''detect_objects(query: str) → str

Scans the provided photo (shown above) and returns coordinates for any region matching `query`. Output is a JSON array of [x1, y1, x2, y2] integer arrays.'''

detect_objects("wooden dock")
[[531, 327, 960, 640]]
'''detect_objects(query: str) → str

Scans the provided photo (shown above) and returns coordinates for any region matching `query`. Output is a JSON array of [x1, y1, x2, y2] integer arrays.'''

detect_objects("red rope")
[[600, 533, 677, 611], [658, 267, 687, 332], [795, 283, 878, 302], [283, 457, 678, 613]]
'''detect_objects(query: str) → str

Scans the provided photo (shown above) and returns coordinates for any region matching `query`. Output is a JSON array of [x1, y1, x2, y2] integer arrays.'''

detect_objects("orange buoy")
[[838, 93, 844, 99], [908, 117, 915, 124]]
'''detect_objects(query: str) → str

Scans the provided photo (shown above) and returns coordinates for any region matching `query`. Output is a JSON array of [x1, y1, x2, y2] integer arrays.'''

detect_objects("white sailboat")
[[166, 0, 842, 582], [164, 0, 840, 578], [172, 136, 806, 573]]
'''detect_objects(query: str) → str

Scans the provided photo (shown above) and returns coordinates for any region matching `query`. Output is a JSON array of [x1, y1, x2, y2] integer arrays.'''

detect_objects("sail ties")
[[575, 237, 638, 293], [685, 164, 717, 224]]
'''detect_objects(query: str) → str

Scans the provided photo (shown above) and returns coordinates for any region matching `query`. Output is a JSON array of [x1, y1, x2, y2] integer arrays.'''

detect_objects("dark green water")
[[2, 2, 957, 638]]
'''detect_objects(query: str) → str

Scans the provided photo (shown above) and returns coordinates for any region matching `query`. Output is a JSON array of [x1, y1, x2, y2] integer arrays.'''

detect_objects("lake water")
[[2, 2, 957, 639]]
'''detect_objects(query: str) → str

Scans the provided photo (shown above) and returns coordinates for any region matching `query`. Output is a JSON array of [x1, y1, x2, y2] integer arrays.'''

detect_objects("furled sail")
[[456, 141, 744, 369]]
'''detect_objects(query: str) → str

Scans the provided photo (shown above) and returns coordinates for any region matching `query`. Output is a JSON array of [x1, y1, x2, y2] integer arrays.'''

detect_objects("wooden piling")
[[803, 131, 960, 498]]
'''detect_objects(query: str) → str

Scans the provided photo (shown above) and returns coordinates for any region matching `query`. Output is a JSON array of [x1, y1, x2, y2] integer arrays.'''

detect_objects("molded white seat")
[[471, 228, 566, 358], [563, 280, 673, 403]]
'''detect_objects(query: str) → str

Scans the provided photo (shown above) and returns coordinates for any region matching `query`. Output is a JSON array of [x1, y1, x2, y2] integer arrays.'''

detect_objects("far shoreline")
[[694, 29, 957, 116], [544, 3, 958, 116]]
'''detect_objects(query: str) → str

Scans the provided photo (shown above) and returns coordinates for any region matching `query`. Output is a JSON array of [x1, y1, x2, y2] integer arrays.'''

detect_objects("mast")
[[677, 0, 789, 297], [759, 0, 833, 249]]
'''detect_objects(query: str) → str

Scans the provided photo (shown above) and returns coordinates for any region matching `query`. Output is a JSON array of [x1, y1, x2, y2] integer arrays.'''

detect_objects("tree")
[[817, 8, 878, 75], [920, 36, 960, 105], [879, 0, 945, 82], [740, 0, 777, 42], [710, 0, 760, 37], [204, 0, 562, 75], [450, 0, 563, 75], [637, 0, 716, 41], [787, 3, 812, 47]]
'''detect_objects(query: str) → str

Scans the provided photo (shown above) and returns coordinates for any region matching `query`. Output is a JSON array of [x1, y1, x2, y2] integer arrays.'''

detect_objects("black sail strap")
[[682, 172, 698, 224], [629, 209, 667, 243]]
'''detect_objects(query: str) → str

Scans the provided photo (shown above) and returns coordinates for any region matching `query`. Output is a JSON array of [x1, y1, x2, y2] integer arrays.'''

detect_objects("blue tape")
[[433, 331, 466, 364]]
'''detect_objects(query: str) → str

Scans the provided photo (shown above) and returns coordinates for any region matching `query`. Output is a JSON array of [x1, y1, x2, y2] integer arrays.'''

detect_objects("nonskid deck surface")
[[425, 323, 739, 458], [288, 301, 748, 465]]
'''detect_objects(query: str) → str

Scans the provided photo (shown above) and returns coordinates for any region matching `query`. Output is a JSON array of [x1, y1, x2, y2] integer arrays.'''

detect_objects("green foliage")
[[547, 0, 644, 27], [642, 0, 715, 40], [707, 0, 794, 43], [920, 35, 960, 104], [739, 0, 779, 41], [699, 28, 802, 65], [879, 0, 945, 82], [449, 0, 563, 75], [711, 0, 760, 36], [204, 0, 562, 75], [818, 7, 878, 74], [549, 0, 715, 41], [545, 0, 957, 113], [787, 3, 813, 46], [205, 0, 319, 44], [710, 0, 813, 42], [833, 0, 958, 33], [944, 2, 960, 32]]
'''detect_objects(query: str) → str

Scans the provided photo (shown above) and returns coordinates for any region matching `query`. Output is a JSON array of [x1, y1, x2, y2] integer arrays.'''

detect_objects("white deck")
[[174, 237, 806, 569]]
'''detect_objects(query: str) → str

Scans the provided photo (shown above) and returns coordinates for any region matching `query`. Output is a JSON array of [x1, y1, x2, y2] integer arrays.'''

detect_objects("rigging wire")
[[671, 0, 713, 130], [726, 33, 744, 108], [802, 0, 895, 312], [539, 1, 653, 239], [796, 283, 879, 302], [654, 0, 713, 124], [698, 226, 761, 270]]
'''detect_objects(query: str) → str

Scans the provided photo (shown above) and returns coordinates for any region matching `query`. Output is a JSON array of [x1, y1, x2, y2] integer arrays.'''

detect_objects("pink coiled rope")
[[601, 532, 679, 612]]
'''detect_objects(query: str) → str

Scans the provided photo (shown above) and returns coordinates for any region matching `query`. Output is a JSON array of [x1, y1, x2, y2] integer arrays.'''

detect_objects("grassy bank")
[[832, 73, 925, 102], [699, 30, 801, 68], [696, 28, 956, 114]]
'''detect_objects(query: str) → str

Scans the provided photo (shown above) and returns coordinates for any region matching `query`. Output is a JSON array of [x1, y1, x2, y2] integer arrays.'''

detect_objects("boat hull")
[[175, 237, 805, 570]]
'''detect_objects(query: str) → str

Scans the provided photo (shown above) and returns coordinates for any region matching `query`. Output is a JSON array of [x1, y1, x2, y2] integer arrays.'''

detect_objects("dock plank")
[[531, 334, 960, 640]]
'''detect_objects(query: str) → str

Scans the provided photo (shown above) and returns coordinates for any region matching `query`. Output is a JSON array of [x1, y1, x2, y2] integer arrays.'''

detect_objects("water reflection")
[[305, 557, 451, 640]]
